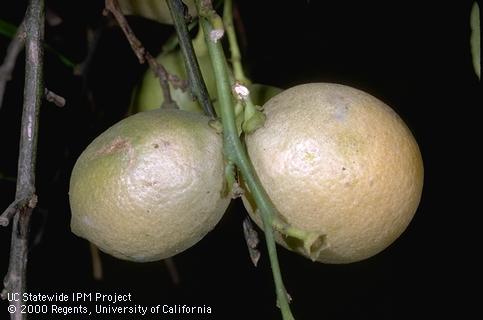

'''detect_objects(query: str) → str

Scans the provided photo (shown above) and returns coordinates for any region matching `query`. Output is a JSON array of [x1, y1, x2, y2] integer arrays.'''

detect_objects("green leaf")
[[471, 2, 480, 79]]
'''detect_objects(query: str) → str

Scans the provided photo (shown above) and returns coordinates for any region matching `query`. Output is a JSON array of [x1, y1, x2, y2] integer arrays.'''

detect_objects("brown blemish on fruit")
[[96, 137, 131, 156], [94, 137, 136, 168], [153, 140, 171, 149], [143, 181, 158, 187]]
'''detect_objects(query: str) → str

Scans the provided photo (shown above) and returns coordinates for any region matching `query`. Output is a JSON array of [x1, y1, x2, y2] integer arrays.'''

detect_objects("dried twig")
[[44, 88, 66, 107], [0, 22, 26, 111], [0, 198, 31, 227], [0, 1, 44, 319], [103, 0, 144, 63], [242, 217, 261, 267], [145, 53, 178, 109], [164, 258, 180, 285], [89, 243, 103, 281], [103, 0, 180, 109]]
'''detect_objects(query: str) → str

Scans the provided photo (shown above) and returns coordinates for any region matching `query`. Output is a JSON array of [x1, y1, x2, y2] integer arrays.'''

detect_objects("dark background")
[[0, 1, 480, 319]]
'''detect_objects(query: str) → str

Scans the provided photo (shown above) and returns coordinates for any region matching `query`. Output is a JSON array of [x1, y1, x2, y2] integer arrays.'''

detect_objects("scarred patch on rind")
[[69, 109, 230, 262]]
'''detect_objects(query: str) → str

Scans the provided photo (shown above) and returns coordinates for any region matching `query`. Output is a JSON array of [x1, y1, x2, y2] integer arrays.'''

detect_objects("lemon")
[[118, 0, 196, 25], [131, 28, 215, 114], [243, 83, 424, 264], [131, 29, 282, 115], [69, 109, 230, 262], [247, 83, 283, 106]]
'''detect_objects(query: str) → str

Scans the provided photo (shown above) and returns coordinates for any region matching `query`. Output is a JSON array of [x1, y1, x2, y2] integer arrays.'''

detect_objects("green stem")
[[196, 2, 294, 319], [166, 0, 215, 118], [223, 0, 247, 84], [223, 0, 264, 135]]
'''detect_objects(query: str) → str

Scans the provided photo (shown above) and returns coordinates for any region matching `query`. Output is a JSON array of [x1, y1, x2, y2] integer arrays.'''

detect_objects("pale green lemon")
[[130, 29, 282, 115], [69, 109, 230, 262], [248, 83, 283, 106], [118, 0, 196, 25], [131, 28, 214, 114], [243, 83, 424, 264]]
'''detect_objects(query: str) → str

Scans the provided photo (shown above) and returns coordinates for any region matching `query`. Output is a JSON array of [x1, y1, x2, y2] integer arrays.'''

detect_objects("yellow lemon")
[[69, 109, 229, 262], [243, 83, 423, 264]]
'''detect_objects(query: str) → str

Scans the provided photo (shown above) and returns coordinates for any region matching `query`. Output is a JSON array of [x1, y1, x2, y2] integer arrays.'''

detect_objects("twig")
[[1, 1, 44, 320], [166, 0, 216, 118], [145, 53, 177, 109], [103, 0, 179, 109], [223, 0, 247, 84], [0, 22, 26, 111], [103, 0, 144, 63], [44, 88, 66, 107], [196, 1, 294, 318], [164, 258, 180, 285], [89, 243, 103, 281], [242, 216, 260, 267], [0, 199, 29, 227]]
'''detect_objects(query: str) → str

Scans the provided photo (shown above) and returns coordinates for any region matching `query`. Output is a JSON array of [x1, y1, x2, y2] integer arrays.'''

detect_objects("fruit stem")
[[166, 0, 216, 118], [223, 0, 248, 84], [196, 1, 295, 319], [223, 1, 265, 134]]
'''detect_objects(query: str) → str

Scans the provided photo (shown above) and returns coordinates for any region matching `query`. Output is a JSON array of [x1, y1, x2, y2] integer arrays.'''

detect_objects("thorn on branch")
[[44, 88, 66, 107]]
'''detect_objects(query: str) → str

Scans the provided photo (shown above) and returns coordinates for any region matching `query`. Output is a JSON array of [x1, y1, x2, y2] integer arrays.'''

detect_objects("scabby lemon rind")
[[69, 109, 230, 262]]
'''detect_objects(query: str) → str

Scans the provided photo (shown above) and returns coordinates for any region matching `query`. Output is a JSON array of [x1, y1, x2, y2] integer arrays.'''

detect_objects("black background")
[[0, 1, 480, 319]]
